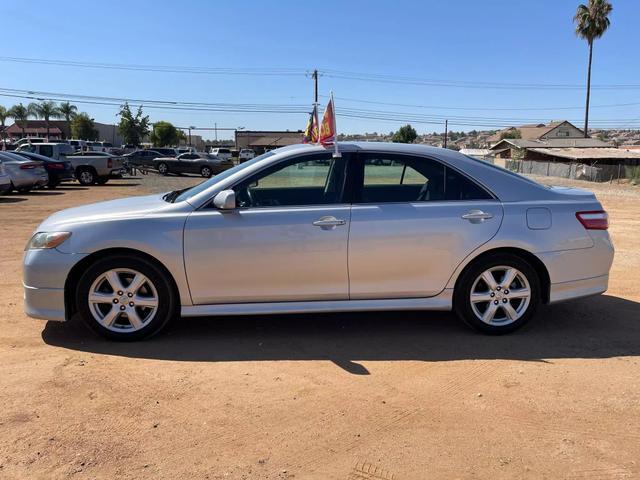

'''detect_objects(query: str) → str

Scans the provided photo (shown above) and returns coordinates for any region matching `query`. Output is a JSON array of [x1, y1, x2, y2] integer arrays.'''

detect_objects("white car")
[[209, 147, 232, 161], [239, 149, 255, 161]]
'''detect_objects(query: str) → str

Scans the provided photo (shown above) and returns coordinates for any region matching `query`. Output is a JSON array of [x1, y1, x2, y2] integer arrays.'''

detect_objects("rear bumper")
[[549, 274, 609, 304]]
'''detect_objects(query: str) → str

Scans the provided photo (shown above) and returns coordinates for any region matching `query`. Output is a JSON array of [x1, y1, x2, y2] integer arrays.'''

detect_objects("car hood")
[[37, 193, 174, 231]]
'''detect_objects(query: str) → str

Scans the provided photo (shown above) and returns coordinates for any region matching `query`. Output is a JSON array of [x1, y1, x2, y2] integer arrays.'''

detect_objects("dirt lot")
[[1, 174, 639, 480]]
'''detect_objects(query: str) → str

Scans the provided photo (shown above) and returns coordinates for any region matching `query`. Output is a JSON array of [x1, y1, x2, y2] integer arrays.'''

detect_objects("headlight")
[[25, 232, 71, 250]]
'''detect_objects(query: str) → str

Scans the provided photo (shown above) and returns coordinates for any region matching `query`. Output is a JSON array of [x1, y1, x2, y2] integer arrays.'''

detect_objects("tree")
[[500, 128, 522, 140], [8, 103, 32, 136], [0, 106, 7, 148], [29, 101, 62, 139], [150, 121, 182, 147], [59, 102, 78, 139], [574, 0, 613, 137], [117, 102, 150, 146], [71, 112, 99, 140], [391, 124, 418, 143]]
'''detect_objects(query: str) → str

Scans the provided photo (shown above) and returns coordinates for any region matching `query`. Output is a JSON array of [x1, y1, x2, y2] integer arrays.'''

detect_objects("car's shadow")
[[42, 294, 640, 375], [0, 196, 27, 203]]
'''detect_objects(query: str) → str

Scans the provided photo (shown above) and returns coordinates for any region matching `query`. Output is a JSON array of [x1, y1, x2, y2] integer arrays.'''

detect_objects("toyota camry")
[[23, 143, 614, 340]]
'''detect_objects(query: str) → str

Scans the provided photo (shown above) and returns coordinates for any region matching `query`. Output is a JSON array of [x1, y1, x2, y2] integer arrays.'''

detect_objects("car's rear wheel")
[[454, 253, 540, 334], [77, 168, 96, 186], [157, 162, 168, 175], [201, 166, 212, 178], [96, 176, 109, 185], [76, 255, 177, 341]]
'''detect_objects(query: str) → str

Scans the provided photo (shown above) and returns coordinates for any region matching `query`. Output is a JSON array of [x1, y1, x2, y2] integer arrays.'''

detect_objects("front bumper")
[[23, 248, 87, 321]]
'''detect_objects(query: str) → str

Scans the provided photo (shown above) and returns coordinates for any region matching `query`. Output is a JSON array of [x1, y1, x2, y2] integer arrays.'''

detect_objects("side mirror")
[[213, 189, 236, 210]]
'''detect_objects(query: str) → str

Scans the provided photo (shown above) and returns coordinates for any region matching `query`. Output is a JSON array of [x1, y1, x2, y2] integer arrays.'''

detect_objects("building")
[[4, 120, 124, 145], [5, 121, 65, 141], [235, 130, 303, 154], [488, 120, 586, 145]]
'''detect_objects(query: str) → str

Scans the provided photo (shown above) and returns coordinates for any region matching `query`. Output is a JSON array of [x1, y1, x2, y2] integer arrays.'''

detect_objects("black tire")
[[201, 166, 212, 178], [157, 162, 169, 175], [454, 253, 540, 335], [75, 255, 178, 341], [17, 187, 32, 194], [96, 176, 109, 185], [77, 168, 96, 186], [47, 181, 59, 189]]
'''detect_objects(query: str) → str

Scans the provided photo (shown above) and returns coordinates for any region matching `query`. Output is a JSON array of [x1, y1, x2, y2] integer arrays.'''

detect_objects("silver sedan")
[[23, 143, 614, 340], [0, 151, 48, 192]]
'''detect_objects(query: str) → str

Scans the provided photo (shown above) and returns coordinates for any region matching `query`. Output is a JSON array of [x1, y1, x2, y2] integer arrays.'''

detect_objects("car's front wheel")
[[454, 253, 540, 334], [77, 168, 96, 186], [76, 255, 177, 341]]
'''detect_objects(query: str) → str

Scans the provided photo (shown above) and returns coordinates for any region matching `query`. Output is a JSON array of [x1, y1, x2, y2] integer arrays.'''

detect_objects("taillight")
[[576, 210, 608, 230], [20, 164, 36, 170], [107, 159, 113, 168], [48, 163, 65, 170]]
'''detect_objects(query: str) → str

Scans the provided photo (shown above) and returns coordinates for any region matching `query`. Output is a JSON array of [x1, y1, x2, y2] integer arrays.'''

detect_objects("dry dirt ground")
[[1, 174, 639, 480]]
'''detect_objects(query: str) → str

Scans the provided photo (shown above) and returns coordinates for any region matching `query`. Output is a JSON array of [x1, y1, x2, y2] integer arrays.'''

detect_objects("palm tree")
[[574, 0, 613, 138], [59, 101, 78, 139], [8, 103, 32, 137], [30, 101, 62, 140], [0, 106, 8, 149]]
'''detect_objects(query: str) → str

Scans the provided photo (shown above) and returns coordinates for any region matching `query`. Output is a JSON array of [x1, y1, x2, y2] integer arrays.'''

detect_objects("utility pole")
[[215, 122, 218, 142], [443, 120, 448, 149], [312, 69, 319, 103]]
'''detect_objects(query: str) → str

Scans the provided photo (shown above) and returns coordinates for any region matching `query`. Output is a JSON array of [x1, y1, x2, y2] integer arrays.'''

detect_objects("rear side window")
[[358, 153, 492, 203], [39, 145, 54, 158]]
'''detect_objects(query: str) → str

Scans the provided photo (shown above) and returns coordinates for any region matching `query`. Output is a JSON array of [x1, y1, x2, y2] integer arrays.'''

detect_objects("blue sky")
[[1, 0, 639, 139]]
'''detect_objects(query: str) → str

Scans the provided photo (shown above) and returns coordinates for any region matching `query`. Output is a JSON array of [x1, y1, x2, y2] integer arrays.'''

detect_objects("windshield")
[[172, 150, 276, 203]]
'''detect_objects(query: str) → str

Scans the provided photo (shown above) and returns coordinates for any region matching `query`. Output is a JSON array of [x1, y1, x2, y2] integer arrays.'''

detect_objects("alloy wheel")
[[88, 268, 159, 332], [469, 266, 531, 326]]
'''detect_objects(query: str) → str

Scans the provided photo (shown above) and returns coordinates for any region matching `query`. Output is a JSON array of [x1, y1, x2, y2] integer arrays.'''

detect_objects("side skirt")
[[181, 289, 453, 317]]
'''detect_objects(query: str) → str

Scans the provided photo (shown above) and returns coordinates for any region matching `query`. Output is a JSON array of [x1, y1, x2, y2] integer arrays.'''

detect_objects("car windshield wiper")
[[162, 188, 189, 203]]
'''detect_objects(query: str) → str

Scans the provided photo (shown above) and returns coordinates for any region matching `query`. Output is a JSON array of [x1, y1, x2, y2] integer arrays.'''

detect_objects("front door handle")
[[313, 216, 346, 229], [461, 210, 493, 222]]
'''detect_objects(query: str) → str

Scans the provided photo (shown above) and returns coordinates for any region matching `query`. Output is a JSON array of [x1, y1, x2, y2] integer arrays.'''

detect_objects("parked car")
[[68, 139, 87, 152], [0, 151, 48, 193], [68, 151, 125, 185], [154, 152, 233, 177], [15, 137, 47, 146], [23, 142, 614, 341], [13, 150, 74, 188], [209, 147, 232, 161], [124, 150, 162, 168], [239, 148, 255, 161], [0, 158, 12, 195], [153, 148, 178, 157], [86, 141, 114, 153], [17, 142, 75, 160]]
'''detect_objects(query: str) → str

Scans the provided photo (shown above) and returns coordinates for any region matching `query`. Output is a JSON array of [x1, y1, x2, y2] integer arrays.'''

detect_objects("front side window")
[[358, 153, 492, 203], [233, 153, 346, 208]]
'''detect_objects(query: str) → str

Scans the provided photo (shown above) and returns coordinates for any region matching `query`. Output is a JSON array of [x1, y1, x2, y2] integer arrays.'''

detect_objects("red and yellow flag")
[[302, 106, 319, 144], [319, 95, 336, 146]]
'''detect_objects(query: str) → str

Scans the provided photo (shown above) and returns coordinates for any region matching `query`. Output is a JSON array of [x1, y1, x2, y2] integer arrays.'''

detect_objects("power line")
[[1, 87, 638, 129], [3, 56, 640, 91]]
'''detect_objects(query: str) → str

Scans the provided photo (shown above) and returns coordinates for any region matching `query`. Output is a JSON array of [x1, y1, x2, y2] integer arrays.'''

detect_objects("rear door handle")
[[313, 216, 346, 229], [461, 210, 493, 222]]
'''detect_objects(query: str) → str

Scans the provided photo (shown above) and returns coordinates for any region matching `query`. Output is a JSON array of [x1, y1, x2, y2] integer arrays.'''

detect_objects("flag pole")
[[331, 90, 340, 158]]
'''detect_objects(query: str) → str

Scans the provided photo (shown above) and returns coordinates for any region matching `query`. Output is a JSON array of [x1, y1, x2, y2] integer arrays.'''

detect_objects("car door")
[[183, 151, 351, 304], [348, 152, 503, 299]]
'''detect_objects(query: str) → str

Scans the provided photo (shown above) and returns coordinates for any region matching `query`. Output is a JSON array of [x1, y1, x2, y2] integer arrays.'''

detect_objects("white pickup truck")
[[16, 143, 125, 185]]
